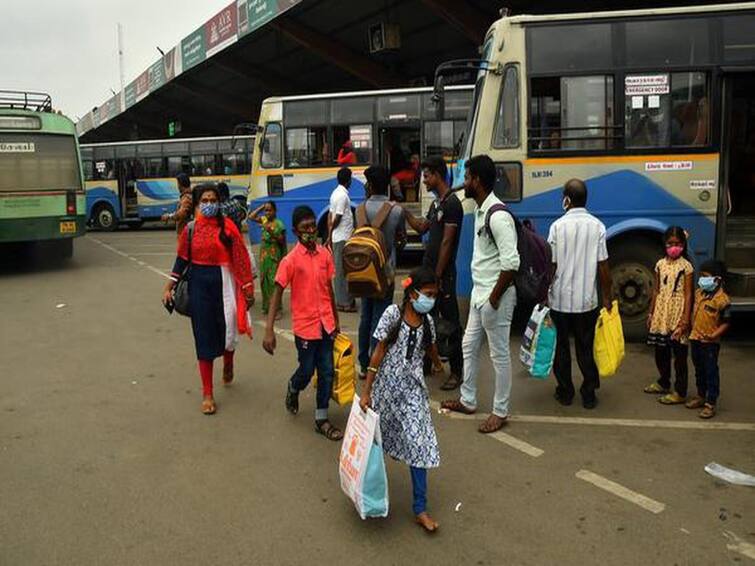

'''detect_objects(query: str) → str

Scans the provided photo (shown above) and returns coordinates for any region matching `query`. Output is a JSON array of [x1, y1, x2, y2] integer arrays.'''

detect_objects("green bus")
[[0, 91, 86, 258]]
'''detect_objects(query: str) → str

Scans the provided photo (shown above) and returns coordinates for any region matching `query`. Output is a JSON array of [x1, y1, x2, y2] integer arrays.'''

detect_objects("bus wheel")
[[610, 239, 659, 342], [93, 204, 117, 231]]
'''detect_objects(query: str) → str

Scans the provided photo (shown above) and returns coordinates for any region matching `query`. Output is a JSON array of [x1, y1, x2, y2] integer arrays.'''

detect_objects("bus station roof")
[[77, 0, 739, 143]]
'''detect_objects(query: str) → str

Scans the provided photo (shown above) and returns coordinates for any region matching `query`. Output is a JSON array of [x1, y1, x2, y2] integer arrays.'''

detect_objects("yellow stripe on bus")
[[525, 153, 719, 166], [253, 166, 369, 177]]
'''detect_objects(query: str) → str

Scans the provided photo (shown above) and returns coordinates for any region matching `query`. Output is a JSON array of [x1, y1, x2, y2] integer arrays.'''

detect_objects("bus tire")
[[93, 203, 117, 231], [609, 237, 660, 342]]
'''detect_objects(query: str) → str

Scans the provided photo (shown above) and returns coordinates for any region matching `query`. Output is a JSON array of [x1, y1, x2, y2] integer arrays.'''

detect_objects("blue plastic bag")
[[360, 441, 389, 517], [520, 304, 557, 379]]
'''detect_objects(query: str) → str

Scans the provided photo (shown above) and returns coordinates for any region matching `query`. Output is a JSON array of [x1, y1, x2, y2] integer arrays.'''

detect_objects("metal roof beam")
[[169, 80, 251, 121], [211, 57, 299, 94], [420, 0, 489, 44], [269, 15, 405, 89]]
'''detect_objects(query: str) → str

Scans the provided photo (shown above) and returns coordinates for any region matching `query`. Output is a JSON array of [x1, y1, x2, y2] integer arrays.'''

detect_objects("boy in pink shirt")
[[263, 206, 343, 441]]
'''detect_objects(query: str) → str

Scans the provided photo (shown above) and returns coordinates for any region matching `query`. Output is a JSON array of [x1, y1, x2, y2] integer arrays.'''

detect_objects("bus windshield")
[[0, 134, 81, 191], [461, 35, 495, 160]]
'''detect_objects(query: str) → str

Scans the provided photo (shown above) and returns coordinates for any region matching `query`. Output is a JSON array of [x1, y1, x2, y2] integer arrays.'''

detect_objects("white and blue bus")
[[248, 85, 472, 246], [432, 3, 755, 338], [80, 135, 253, 230]]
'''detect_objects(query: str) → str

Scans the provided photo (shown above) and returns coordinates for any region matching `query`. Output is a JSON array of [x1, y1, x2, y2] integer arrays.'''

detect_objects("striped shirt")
[[547, 207, 608, 313]]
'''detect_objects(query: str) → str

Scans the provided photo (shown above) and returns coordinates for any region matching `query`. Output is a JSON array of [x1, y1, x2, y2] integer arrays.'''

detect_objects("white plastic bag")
[[339, 395, 389, 519], [520, 304, 556, 379]]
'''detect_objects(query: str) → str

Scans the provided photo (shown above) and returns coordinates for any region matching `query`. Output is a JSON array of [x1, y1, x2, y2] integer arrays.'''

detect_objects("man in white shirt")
[[548, 178, 613, 409], [442, 155, 520, 433], [327, 167, 356, 311]]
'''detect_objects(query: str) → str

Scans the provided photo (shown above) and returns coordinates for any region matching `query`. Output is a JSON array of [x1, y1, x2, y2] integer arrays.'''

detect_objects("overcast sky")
[[2, 0, 232, 121]]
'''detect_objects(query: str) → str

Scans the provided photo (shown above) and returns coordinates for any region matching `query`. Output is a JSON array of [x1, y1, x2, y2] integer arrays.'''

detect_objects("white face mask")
[[562, 197, 571, 211]]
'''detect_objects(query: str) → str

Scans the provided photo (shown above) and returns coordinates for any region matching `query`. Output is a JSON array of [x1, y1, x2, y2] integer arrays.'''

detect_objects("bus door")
[[720, 72, 755, 302], [119, 159, 139, 218], [378, 123, 421, 205]]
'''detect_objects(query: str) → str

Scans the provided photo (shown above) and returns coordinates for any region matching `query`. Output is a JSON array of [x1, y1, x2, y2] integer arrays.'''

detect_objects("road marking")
[[129, 252, 176, 256], [88, 236, 171, 280], [489, 431, 544, 457], [723, 531, 755, 560], [430, 401, 755, 432], [575, 469, 666, 514]]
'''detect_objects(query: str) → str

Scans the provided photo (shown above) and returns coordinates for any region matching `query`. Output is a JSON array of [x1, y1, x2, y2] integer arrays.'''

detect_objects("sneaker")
[[285, 386, 299, 415], [685, 395, 705, 409]]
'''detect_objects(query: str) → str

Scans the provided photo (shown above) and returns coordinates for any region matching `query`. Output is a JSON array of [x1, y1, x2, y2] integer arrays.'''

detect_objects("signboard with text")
[[206, 2, 239, 57], [181, 27, 206, 71]]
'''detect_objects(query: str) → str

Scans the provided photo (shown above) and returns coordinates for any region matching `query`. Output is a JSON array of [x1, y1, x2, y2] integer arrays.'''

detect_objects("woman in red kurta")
[[162, 184, 254, 415]]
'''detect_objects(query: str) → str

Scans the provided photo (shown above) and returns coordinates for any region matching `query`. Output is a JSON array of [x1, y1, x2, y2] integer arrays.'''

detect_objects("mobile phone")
[[163, 300, 175, 315]]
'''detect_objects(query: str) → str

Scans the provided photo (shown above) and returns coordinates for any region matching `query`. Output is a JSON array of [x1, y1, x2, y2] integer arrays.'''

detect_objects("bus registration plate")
[[59, 221, 76, 234]]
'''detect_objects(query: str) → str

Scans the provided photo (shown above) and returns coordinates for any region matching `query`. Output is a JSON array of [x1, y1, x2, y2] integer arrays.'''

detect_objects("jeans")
[[358, 289, 393, 371], [550, 309, 600, 402], [410, 466, 427, 515], [690, 340, 720, 404], [460, 286, 516, 418], [423, 274, 464, 377], [290, 328, 334, 421], [332, 240, 353, 307], [654, 341, 688, 396]]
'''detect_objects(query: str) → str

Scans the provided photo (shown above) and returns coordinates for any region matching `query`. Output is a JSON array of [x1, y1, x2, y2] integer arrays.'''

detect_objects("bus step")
[[726, 267, 755, 297]]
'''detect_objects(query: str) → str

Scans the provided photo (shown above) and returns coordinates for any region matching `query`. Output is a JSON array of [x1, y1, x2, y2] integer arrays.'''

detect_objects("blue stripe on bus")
[[85, 186, 121, 219]]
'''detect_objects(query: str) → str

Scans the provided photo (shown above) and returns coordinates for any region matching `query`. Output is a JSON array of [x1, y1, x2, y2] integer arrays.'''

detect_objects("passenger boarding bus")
[[80, 136, 253, 230], [0, 91, 85, 258], [248, 86, 472, 246], [432, 3, 755, 338]]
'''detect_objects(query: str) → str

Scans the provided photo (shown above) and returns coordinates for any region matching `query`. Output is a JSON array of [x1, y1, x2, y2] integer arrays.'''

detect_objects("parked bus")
[[0, 91, 85, 258], [432, 3, 755, 338], [80, 135, 253, 230], [248, 85, 472, 246]]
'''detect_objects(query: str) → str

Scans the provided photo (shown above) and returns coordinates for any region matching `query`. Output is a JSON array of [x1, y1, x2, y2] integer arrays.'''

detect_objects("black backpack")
[[484, 204, 552, 304]]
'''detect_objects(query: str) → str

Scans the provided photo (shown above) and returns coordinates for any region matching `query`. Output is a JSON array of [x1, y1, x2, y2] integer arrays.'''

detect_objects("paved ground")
[[1, 228, 754, 566]]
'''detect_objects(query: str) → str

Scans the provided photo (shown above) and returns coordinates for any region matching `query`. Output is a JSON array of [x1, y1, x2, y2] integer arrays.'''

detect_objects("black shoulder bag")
[[173, 221, 194, 317]]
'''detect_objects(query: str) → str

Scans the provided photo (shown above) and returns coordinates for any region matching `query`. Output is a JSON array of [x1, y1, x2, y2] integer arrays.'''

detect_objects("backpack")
[[343, 202, 395, 299], [485, 203, 552, 304]]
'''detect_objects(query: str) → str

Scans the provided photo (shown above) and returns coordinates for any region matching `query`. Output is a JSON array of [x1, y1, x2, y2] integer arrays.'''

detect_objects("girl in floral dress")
[[644, 226, 694, 404], [249, 201, 286, 316], [360, 267, 443, 533]]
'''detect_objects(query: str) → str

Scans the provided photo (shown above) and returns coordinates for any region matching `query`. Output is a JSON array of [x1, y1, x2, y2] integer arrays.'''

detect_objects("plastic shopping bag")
[[593, 300, 625, 378], [339, 395, 389, 519], [520, 304, 557, 379]]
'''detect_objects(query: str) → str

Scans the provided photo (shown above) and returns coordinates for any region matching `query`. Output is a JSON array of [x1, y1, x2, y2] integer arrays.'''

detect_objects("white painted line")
[[88, 236, 171, 279], [489, 431, 544, 457], [129, 252, 176, 256], [509, 414, 755, 432], [723, 531, 755, 560], [575, 469, 666, 514]]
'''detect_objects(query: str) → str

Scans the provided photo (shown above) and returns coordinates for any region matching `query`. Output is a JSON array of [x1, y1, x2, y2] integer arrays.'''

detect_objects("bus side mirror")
[[432, 75, 445, 120]]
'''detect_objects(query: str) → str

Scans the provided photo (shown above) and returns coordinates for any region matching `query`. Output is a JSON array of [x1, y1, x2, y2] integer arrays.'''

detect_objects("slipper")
[[643, 383, 669, 394], [659, 392, 686, 405], [699, 403, 716, 419], [315, 419, 343, 441], [478, 414, 507, 434], [685, 395, 705, 409], [440, 399, 476, 415]]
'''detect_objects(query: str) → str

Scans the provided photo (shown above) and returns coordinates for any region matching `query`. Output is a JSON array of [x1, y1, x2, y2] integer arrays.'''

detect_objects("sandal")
[[478, 414, 507, 434], [685, 395, 705, 409], [285, 386, 299, 415], [440, 399, 476, 415], [315, 419, 343, 441], [643, 383, 669, 394], [201, 398, 216, 415], [659, 392, 686, 405], [415, 512, 439, 533], [440, 373, 462, 391], [222, 365, 234, 385], [699, 403, 716, 419]]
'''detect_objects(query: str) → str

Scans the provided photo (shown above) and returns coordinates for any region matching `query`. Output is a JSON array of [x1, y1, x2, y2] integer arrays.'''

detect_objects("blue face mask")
[[199, 202, 219, 217], [411, 291, 436, 314], [698, 276, 718, 293]]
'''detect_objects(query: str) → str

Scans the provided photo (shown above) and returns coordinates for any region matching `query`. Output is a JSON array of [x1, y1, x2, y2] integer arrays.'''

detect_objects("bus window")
[[527, 23, 613, 73], [625, 72, 709, 148], [492, 65, 520, 148], [529, 75, 614, 152], [166, 156, 187, 177], [285, 126, 328, 167], [222, 152, 248, 174], [378, 95, 421, 121], [285, 100, 329, 126], [424, 121, 457, 161], [494, 163, 522, 202], [260, 123, 282, 168], [332, 97, 374, 124], [625, 18, 711, 67], [333, 125, 372, 164], [145, 157, 164, 177], [82, 159, 94, 181]]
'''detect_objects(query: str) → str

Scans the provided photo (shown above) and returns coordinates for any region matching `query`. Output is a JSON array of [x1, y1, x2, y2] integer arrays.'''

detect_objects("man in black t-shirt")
[[403, 157, 464, 389]]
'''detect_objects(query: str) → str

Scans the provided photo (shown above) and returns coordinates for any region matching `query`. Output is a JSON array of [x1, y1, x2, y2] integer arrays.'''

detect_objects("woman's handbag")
[[173, 221, 194, 317]]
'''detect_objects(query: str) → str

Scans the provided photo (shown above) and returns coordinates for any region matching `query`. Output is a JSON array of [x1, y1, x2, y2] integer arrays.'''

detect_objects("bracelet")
[[367, 366, 379, 374]]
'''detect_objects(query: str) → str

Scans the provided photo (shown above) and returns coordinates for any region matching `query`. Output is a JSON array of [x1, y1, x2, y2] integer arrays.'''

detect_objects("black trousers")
[[654, 341, 688, 396], [551, 309, 600, 401], [423, 273, 463, 377]]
